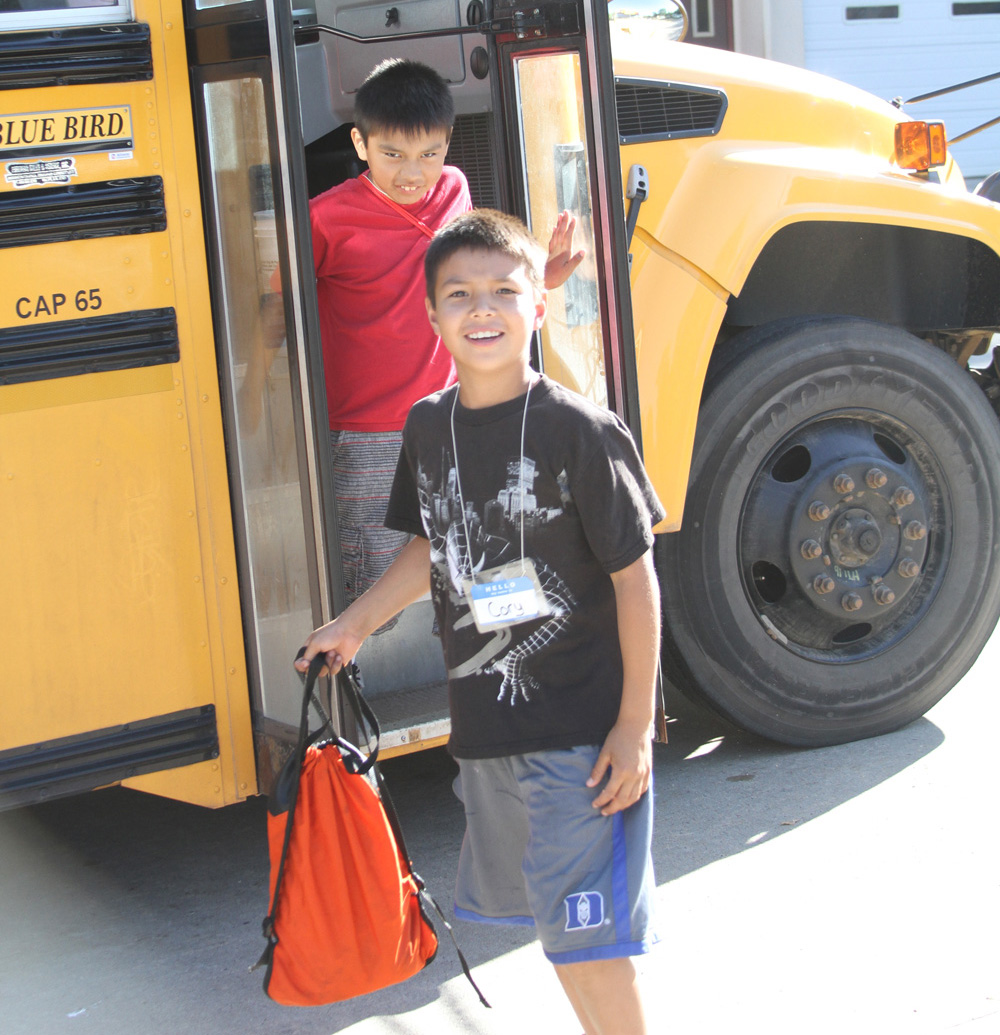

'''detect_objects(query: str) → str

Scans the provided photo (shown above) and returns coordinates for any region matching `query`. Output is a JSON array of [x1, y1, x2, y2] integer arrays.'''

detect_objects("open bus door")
[[490, 0, 642, 436], [271, 0, 648, 756], [184, 0, 341, 789]]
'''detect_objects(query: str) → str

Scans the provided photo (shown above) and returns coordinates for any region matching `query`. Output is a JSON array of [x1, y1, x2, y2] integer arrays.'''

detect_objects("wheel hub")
[[741, 417, 933, 652], [828, 508, 883, 567]]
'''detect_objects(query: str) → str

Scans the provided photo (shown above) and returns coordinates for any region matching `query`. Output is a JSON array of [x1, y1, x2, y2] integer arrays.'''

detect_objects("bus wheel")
[[657, 317, 1000, 746]]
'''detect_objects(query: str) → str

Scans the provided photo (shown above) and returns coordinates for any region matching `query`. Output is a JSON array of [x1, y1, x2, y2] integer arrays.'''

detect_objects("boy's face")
[[426, 248, 546, 388], [351, 126, 449, 206]]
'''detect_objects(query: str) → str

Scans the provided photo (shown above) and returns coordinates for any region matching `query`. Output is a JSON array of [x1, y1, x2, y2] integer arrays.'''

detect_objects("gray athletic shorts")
[[452, 745, 658, 964]]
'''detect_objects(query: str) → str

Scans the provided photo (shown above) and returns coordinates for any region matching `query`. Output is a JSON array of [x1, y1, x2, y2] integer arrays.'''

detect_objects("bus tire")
[[657, 316, 1000, 746]]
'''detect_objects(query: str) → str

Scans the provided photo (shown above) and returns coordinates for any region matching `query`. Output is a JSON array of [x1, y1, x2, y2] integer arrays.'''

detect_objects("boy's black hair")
[[425, 209, 546, 303], [354, 59, 455, 143]]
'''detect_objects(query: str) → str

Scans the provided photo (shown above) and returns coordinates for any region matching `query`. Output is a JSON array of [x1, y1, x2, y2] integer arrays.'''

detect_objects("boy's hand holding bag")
[[253, 651, 488, 1008]]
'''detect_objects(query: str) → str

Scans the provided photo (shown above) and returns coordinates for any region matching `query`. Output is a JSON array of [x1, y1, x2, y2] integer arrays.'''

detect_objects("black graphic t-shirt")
[[386, 376, 666, 759]]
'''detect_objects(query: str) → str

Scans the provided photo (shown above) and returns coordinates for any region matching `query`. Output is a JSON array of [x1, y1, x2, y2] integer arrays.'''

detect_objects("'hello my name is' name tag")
[[462, 559, 549, 632]]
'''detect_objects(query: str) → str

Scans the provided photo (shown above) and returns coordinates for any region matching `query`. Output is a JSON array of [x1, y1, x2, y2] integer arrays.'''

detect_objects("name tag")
[[462, 559, 549, 632]]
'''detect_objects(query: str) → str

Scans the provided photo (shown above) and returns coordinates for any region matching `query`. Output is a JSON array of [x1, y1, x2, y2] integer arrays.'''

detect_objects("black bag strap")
[[252, 651, 331, 972], [336, 663, 490, 1009]]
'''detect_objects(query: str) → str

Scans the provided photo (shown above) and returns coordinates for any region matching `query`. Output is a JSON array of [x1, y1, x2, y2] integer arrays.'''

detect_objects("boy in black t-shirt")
[[297, 209, 664, 1034]]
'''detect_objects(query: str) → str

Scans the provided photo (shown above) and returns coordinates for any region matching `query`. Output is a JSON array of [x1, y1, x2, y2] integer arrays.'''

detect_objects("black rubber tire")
[[658, 317, 1000, 746]]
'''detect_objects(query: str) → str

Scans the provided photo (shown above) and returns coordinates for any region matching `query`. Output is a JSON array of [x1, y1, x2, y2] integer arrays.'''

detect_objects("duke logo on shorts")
[[564, 891, 605, 931]]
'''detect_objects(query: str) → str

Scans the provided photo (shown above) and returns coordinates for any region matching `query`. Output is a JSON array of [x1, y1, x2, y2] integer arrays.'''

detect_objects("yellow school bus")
[[3, 0, 1000, 810]]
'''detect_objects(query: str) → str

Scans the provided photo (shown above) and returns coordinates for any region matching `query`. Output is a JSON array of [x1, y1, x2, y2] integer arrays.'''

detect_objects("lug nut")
[[893, 487, 915, 508], [808, 501, 831, 522], [833, 473, 855, 494], [842, 592, 864, 612], [904, 521, 927, 540], [813, 575, 835, 595], [801, 539, 823, 560], [898, 558, 920, 578], [866, 468, 888, 489], [873, 585, 896, 605]]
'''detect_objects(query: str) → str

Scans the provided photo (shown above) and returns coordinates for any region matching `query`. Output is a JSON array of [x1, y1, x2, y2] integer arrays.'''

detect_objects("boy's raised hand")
[[586, 718, 653, 816], [544, 211, 586, 290]]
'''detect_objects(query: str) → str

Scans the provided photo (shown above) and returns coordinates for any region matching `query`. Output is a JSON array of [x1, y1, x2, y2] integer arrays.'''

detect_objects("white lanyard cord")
[[450, 381, 533, 581]]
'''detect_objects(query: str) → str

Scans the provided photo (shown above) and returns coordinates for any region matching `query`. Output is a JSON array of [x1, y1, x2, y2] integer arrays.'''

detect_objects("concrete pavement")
[[2, 630, 998, 1035]]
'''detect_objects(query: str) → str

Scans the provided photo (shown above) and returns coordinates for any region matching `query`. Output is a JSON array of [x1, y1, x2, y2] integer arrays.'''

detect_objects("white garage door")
[[802, 0, 1000, 183]]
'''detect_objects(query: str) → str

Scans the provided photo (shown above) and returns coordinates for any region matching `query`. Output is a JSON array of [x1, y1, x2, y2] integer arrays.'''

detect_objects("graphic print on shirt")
[[417, 448, 577, 705]]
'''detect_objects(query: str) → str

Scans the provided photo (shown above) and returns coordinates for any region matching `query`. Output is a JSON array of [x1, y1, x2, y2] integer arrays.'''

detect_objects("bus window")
[[513, 52, 607, 409]]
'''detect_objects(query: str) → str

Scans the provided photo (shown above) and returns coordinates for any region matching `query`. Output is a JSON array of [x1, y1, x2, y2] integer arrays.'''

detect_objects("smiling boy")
[[298, 210, 664, 1034]]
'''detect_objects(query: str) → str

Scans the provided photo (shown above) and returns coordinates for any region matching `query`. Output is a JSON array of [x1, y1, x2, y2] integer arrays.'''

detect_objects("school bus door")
[[184, 0, 341, 789], [492, 0, 642, 439]]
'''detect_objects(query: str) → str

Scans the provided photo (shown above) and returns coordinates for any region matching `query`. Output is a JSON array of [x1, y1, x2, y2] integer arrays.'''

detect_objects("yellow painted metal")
[[0, 0, 256, 807], [614, 40, 1000, 528], [380, 734, 451, 760]]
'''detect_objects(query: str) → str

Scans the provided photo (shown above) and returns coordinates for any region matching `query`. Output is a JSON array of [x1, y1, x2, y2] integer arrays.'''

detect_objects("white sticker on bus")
[[4, 156, 77, 189]]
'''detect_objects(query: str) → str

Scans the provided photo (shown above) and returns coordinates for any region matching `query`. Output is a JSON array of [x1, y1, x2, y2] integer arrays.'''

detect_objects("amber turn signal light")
[[895, 121, 947, 171]]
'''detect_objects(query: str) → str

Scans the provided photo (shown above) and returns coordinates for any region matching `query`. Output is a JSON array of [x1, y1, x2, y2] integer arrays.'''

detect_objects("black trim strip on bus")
[[0, 307, 179, 385], [0, 177, 165, 249], [0, 137, 134, 162], [0, 23, 153, 90], [0, 705, 219, 811]]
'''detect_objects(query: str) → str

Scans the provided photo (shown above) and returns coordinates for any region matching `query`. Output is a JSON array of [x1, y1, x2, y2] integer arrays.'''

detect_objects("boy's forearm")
[[587, 548, 660, 814], [610, 549, 661, 731]]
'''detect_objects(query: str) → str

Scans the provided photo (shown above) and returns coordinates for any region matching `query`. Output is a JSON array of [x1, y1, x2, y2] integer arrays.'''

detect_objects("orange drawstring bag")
[[253, 654, 488, 1008]]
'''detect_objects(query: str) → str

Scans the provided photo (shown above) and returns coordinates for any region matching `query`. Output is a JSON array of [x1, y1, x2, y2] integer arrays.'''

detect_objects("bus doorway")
[[252, 0, 640, 759]]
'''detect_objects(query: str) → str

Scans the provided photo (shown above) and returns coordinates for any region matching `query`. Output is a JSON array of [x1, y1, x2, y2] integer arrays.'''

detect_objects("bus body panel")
[[0, 0, 257, 808]]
